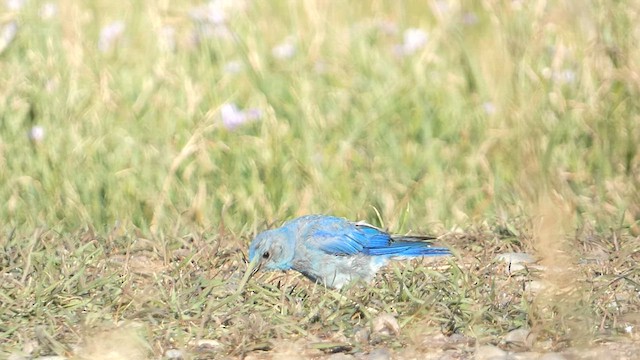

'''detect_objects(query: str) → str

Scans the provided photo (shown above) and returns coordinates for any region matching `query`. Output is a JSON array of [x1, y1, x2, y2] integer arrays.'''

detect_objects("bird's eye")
[[262, 251, 270, 259]]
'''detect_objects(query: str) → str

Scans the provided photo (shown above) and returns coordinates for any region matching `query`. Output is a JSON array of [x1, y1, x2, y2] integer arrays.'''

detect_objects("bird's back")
[[283, 214, 449, 257]]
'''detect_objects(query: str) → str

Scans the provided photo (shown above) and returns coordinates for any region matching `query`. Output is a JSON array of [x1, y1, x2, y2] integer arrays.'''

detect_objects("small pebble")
[[8, 353, 28, 360], [366, 348, 391, 360], [475, 344, 508, 360], [194, 339, 223, 349], [509, 352, 542, 360], [495, 253, 536, 272], [503, 328, 534, 349], [371, 314, 400, 337], [539, 353, 567, 360], [525, 280, 546, 294], [353, 326, 370, 343], [165, 348, 184, 359]]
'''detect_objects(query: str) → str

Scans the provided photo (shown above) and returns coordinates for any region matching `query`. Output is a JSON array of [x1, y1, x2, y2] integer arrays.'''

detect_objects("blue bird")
[[247, 215, 450, 289]]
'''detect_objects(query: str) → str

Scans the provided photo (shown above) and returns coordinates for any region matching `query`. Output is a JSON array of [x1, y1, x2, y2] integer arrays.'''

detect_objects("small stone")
[[193, 339, 223, 349], [23, 339, 39, 355], [510, 352, 542, 360], [475, 345, 507, 360], [495, 253, 536, 272], [366, 348, 391, 360], [539, 353, 567, 360], [165, 348, 184, 359], [620, 311, 640, 325], [525, 280, 546, 294], [8, 353, 29, 360], [503, 328, 534, 349], [353, 326, 370, 343], [496, 253, 535, 264], [371, 314, 400, 337], [439, 349, 465, 360]]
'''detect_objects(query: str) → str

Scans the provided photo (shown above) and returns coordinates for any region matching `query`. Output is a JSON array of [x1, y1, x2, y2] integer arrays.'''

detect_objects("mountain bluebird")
[[247, 215, 450, 289]]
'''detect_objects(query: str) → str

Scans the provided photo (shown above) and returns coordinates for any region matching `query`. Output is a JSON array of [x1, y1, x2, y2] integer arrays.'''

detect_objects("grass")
[[1, 0, 639, 358]]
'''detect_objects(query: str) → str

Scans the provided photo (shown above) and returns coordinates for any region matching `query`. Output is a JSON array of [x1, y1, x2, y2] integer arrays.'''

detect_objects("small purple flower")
[[158, 25, 176, 53], [374, 19, 398, 36], [482, 102, 496, 115], [541, 67, 577, 85], [462, 12, 479, 26], [272, 37, 296, 60], [394, 28, 429, 57], [28, 125, 45, 143], [314, 60, 327, 74], [39, 2, 57, 19], [401, 28, 428, 55], [189, 2, 226, 25], [189, 2, 232, 44], [511, 0, 524, 11], [0, 20, 18, 54], [220, 103, 262, 130], [433, 0, 450, 14], [98, 20, 125, 53], [5, 0, 25, 11], [556, 69, 576, 84], [223, 60, 243, 74], [45, 77, 60, 93], [190, 23, 231, 45]]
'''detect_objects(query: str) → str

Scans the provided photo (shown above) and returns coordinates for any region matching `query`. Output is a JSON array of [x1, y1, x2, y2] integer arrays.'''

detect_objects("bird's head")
[[248, 228, 295, 272]]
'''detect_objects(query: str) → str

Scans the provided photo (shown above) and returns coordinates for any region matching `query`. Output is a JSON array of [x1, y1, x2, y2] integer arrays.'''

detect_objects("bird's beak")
[[235, 256, 261, 293], [250, 258, 262, 278]]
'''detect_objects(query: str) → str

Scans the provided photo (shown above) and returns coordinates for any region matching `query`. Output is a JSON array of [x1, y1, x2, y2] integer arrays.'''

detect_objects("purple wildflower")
[[39, 3, 57, 19], [220, 103, 262, 130], [158, 25, 176, 53], [5, 0, 25, 11], [28, 125, 45, 143], [98, 21, 125, 53], [189, 1, 232, 44], [482, 102, 497, 115], [223, 60, 243, 74], [0, 21, 17, 54], [272, 37, 296, 60], [400, 28, 428, 55]]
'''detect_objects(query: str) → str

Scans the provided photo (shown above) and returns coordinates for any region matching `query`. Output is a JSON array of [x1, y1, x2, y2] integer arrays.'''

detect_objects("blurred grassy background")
[[2, 0, 638, 234], [1, 0, 639, 358]]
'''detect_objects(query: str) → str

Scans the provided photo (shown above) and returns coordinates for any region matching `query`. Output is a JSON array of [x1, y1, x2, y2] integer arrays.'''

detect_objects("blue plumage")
[[248, 215, 450, 289]]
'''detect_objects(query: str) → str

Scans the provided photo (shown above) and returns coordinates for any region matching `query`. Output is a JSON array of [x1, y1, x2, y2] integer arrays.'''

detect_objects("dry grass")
[[2, 220, 639, 358]]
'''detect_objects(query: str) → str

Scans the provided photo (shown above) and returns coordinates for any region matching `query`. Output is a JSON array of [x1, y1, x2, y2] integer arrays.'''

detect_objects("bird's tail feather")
[[391, 235, 436, 241], [366, 236, 450, 257]]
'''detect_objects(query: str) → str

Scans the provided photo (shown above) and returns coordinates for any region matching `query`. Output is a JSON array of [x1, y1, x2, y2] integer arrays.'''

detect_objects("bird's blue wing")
[[310, 230, 364, 254], [305, 219, 392, 255], [300, 216, 449, 257]]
